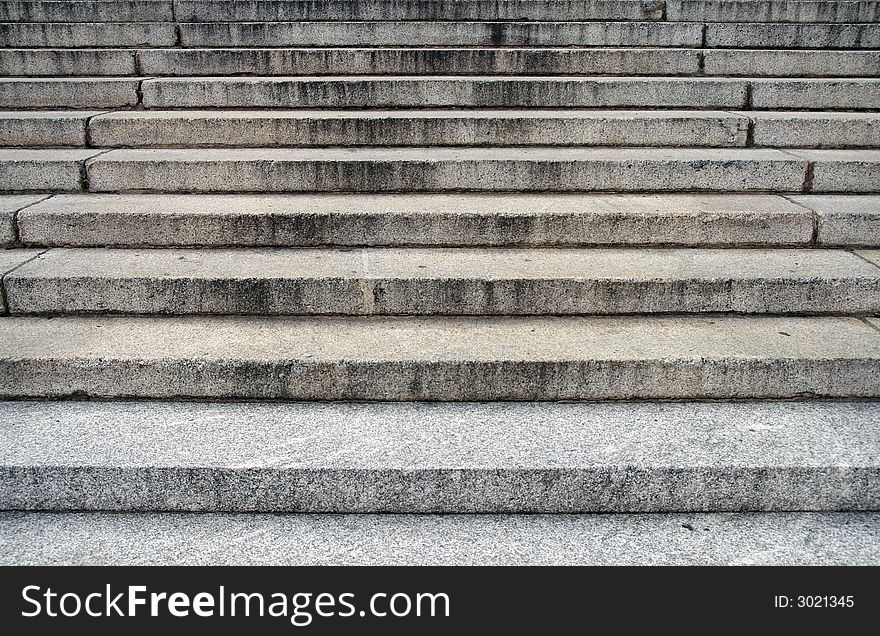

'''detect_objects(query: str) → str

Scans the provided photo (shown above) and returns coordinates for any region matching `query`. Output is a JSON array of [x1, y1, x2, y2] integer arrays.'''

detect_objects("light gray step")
[[0, 250, 43, 307], [0, 149, 103, 192], [0, 78, 140, 108], [794, 150, 880, 193], [174, 0, 666, 22], [746, 112, 880, 149], [0, 1, 173, 22], [82, 147, 816, 193], [15, 193, 819, 248], [4, 510, 879, 565], [751, 79, 880, 110], [141, 77, 880, 110], [667, 0, 880, 22], [8, 247, 880, 316], [0, 22, 177, 47], [0, 111, 103, 147], [793, 194, 880, 247], [136, 47, 702, 77], [0, 314, 878, 400], [705, 22, 880, 48], [2, 400, 879, 513], [0, 49, 137, 77], [178, 20, 704, 48], [87, 110, 750, 148], [0, 194, 46, 246], [703, 50, 880, 78]]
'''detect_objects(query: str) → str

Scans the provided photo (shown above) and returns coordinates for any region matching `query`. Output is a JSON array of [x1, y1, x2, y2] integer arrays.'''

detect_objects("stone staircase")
[[1, 0, 879, 565]]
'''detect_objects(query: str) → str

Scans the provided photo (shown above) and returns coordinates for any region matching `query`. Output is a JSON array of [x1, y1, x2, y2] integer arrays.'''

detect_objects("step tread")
[[0, 314, 877, 400], [2, 400, 878, 512], [3, 510, 878, 565], [5, 246, 879, 315]]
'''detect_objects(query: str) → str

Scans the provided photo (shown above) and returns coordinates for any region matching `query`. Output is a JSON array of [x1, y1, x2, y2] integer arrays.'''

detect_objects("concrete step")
[[0, 1, 173, 22], [705, 22, 880, 48], [0, 111, 102, 147], [0, 49, 137, 77], [751, 78, 880, 110], [87, 110, 751, 148], [4, 509, 879, 565], [178, 20, 704, 48], [746, 112, 880, 149], [0, 22, 177, 47], [793, 195, 880, 247], [2, 400, 879, 513], [7, 247, 879, 316], [666, 0, 880, 23], [0, 194, 46, 246], [141, 77, 880, 110], [0, 78, 140, 108], [0, 149, 103, 192], [174, 0, 666, 22], [79, 147, 818, 193], [135, 47, 702, 77], [0, 314, 878, 400], [15, 193, 819, 248], [703, 49, 880, 78]]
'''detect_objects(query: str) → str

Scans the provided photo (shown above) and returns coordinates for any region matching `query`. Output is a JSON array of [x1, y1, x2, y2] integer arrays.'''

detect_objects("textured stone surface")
[[747, 112, 880, 148], [174, 0, 666, 22], [0, 49, 136, 77], [2, 511, 879, 565], [1, 400, 879, 512], [705, 50, 880, 78], [0, 0, 173, 22], [858, 250, 880, 268], [138, 47, 701, 76], [667, 0, 880, 22], [0, 111, 100, 147], [88, 110, 750, 148], [789, 150, 880, 193], [6, 247, 879, 315], [705, 22, 880, 47], [790, 195, 880, 246], [0, 22, 177, 47], [0, 314, 877, 400], [0, 149, 102, 192], [0, 249, 42, 310], [84, 148, 808, 193], [179, 20, 703, 47], [141, 76, 750, 109], [0, 78, 139, 108], [17, 193, 815, 247], [750, 79, 880, 110], [0, 194, 46, 246]]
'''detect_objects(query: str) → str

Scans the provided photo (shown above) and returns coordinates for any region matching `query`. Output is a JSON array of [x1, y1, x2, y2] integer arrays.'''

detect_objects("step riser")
[[9, 278, 878, 316], [7, 49, 877, 79], [706, 23, 880, 48], [0, 23, 178, 48], [4, 466, 877, 513], [15, 194, 820, 248], [179, 21, 704, 48], [0, 1, 174, 22], [140, 78, 880, 110], [0, 79, 140, 109], [87, 113, 750, 149], [173, 1, 666, 23], [666, 0, 880, 23]]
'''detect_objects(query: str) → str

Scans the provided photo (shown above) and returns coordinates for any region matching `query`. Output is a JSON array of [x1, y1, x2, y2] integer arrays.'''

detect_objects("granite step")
[[0, 21, 177, 47], [0, 78, 141, 108], [76, 147, 811, 193], [3, 510, 878, 565], [0, 314, 877, 400], [4, 247, 879, 315], [1, 400, 879, 512], [85, 110, 751, 148], [666, 0, 880, 23], [12, 193, 822, 248], [178, 20, 704, 48]]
